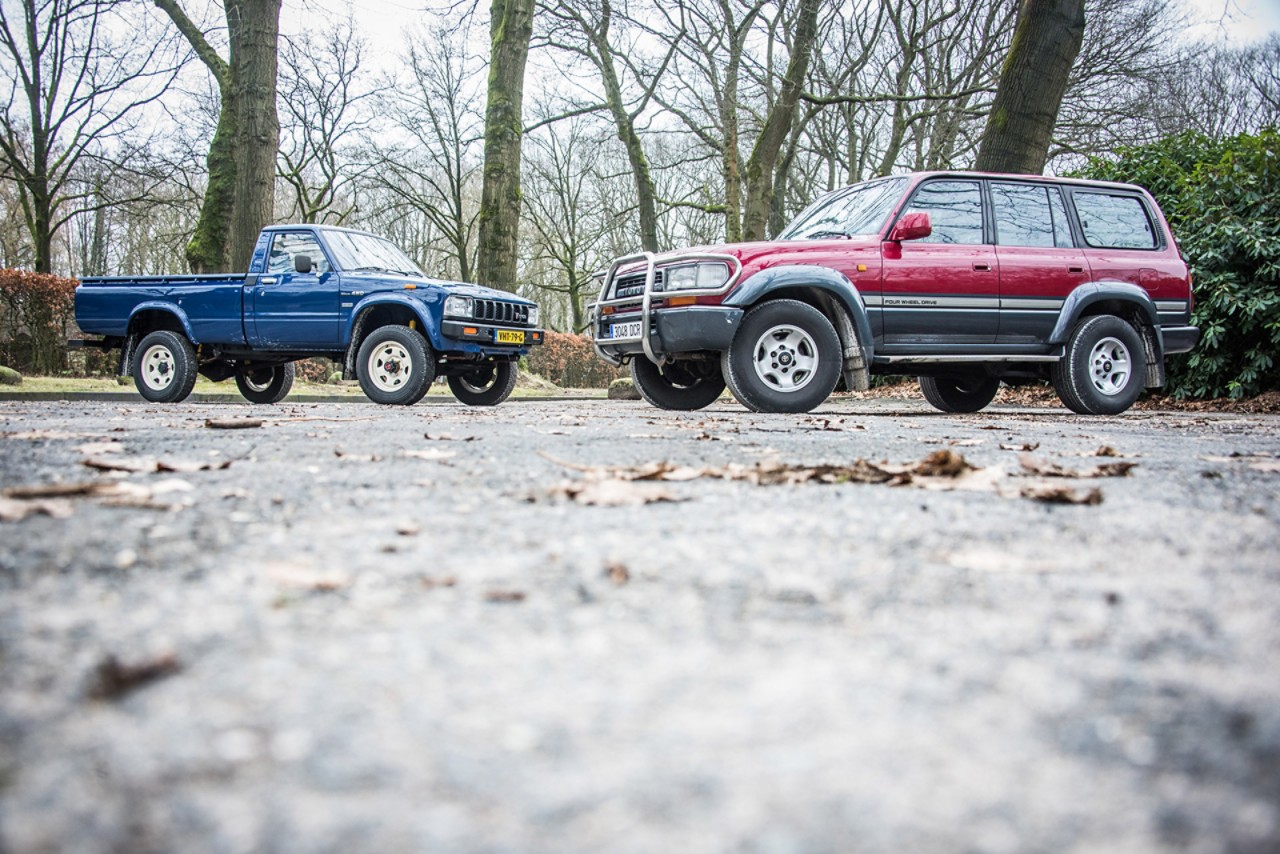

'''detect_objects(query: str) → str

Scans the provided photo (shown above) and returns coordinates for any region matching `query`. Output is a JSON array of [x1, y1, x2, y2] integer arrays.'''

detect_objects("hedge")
[[526, 331, 624, 388], [0, 270, 79, 375]]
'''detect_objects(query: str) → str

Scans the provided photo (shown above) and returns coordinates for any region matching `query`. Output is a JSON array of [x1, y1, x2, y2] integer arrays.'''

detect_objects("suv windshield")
[[781, 176, 908, 240], [324, 231, 424, 276]]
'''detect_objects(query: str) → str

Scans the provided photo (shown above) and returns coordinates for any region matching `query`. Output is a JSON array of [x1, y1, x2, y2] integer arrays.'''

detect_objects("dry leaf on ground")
[[0, 496, 74, 521], [1020, 485, 1105, 505], [205, 418, 264, 430], [403, 448, 456, 461], [89, 652, 181, 700], [1018, 454, 1138, 478], [485, 589, 526, 603]]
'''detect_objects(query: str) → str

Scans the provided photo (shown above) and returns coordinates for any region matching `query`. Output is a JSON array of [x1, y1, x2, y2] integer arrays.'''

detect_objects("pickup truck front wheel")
[[356, 326, 434, 405], [722, 299, 842, 413], [236, 363, 295, 404], [630, 358, 725, 410], [448, 361, 517, 406], [133, 330, 198, 403], [1051, 315, 1147, 415]]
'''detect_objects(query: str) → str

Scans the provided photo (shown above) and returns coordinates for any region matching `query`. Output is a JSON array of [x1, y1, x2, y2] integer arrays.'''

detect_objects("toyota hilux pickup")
[[75, 224, 543, 405], [590, 171, 1199, 415]]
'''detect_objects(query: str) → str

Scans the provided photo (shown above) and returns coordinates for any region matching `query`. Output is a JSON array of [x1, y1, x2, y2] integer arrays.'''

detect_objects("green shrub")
[[1077, 129, 1280, 398]]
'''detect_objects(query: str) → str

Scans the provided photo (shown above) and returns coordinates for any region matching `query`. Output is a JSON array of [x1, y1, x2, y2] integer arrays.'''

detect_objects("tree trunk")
[[476, 0, 535, 293], [973, 0, 1085, 173], [226, 0, 281, 271], [742, 0, 821, 242]]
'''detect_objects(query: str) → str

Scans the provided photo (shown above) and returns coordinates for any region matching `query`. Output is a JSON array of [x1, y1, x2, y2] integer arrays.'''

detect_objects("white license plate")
[[610, 321, 643, 339]]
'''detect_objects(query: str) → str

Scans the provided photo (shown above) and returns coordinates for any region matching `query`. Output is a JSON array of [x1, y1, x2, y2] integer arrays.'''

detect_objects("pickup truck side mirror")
[[294, 254, 313, 274], [887, 212, 932, 242]]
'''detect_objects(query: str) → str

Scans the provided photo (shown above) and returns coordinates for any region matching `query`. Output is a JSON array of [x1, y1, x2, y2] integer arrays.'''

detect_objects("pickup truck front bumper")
[[441, 321, 543, 349]]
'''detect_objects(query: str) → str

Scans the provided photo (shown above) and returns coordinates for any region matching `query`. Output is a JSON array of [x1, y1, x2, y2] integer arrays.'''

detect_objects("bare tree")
[[277, 18, 373, 224], [0, 0, 181, 272], [476, 0, 535, 292], [155, 0, 282, 272], [974, 0, 1085, 173]]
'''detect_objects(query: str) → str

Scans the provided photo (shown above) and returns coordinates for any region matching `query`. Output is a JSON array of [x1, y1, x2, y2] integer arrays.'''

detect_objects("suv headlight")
[[662, 262, 731, 291], [443, 295, 473, 318], [527, 305, 539, 327]]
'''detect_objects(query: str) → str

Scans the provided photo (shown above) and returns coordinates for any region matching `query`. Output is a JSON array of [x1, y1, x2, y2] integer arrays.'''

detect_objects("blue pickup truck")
[[75, 225, 543, 405]]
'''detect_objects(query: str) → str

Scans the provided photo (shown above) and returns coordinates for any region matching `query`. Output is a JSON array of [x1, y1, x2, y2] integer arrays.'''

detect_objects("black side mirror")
[[294, 254, 313, 274]]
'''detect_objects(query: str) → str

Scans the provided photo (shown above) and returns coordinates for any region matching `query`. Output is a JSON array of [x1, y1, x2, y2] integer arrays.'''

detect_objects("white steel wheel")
[[751, 324, 819, 393], [1089, 337, 1132, 397], [367, 340, 414, 393], [141, 344, 177, 392]]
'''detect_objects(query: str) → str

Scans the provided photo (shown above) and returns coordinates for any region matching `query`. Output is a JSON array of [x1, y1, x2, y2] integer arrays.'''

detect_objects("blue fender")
[[723, 264, 876, 366], [342, 293, 439, 349], [128, 302, 198, 343], [1049, 282, 1161, 344]]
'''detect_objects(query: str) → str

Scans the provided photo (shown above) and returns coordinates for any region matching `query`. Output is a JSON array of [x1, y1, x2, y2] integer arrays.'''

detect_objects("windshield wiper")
[[350, 265, 409, 276], [804, 230, 852, 240]]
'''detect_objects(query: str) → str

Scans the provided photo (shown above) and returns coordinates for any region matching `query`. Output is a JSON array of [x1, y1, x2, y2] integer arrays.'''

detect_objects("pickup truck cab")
[[76, 225, 543, 405], [591, 171, 1199, 415]]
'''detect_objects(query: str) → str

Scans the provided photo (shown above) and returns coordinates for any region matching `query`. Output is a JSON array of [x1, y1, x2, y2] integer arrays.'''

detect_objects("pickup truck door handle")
[[260, 276, 278, 285], [972, 263, 991, 272]]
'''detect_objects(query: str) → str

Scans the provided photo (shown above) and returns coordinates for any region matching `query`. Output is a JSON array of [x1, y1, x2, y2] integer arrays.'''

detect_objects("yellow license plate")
[[495, 329, 525, 344]]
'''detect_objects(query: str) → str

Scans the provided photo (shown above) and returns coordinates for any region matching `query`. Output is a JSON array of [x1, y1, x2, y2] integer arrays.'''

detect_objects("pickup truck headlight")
[[527, 305, 539, 327], [443, 295, 473, 318], [663, 262, 731, 291]]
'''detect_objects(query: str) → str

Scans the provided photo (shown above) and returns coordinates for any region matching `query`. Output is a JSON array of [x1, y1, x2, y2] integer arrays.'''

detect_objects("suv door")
[[880, 178, 997, 347], [989, 182, 1090, 344], [250, 232, 340, 348]]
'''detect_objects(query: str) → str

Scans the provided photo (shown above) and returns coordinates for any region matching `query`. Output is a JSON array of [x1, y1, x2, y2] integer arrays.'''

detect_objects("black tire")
[[1050, 315, 1147, 415], [630, 358, 726, 411], [448, 361, 518, 406], [132, 330, 198, 403], [918, 374, 1000, 413], [355, 326, 434, 405], [235, 362, 295, 404], [721, 299, 842, 414]]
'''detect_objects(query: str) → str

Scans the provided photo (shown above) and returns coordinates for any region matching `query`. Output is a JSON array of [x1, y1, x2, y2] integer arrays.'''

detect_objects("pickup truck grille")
[[475, 299, 532, 326], [613, 270, 664, 300]]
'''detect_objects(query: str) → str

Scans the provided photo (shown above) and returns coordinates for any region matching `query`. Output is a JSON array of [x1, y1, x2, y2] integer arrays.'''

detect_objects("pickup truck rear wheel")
[[630, 358, 725, 410], [356, 326, 434, 405], [918, 375, 1000, 413], [448, 361, 517, 406], [235, 363, 295, 404], [1051, 315, 1146, 415], [133, 330, 198, 403], [721, 299, 842, 413]]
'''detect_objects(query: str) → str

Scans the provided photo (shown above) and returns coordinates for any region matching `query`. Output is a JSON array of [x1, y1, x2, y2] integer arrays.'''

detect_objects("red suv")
[[590, 172, 1199, 415]]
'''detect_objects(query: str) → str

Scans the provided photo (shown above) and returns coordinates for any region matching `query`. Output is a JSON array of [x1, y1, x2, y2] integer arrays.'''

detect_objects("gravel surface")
[[1, 396, 1278, 853]]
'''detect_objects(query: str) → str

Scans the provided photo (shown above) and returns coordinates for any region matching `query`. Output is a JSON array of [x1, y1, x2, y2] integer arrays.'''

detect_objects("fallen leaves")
[[1019, 485, 1105, 505], [204, 417, 264, 430], [82, 455, 232, 474], [1, 478, 195, 518], [1018, 454, 1138, 479], [89, 652, 181, 700], [484, 589, 527, 603]]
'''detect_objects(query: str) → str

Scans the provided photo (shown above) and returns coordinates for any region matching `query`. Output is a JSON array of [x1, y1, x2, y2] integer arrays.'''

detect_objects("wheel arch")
[[123, 305, 197, 376], [343, 296, 436, 380], [724, 265, 873, 391], [1050, 282, 1164, 387]]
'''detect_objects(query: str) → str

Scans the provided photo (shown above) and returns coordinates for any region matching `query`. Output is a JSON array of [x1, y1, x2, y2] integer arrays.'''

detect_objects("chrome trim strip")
[[1000, 298, 1066, 310], [879, 354, 1061, 364]]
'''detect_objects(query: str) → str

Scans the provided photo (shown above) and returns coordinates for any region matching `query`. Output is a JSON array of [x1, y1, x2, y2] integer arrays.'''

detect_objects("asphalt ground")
[[1, 396, 1278, 853]]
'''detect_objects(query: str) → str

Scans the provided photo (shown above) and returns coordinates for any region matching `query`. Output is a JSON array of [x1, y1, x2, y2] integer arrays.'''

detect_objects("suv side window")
[[267, 233, 331, 275], [991, 183, 1074, 248], [901, 180, 984, 245], [1072, 193, 1158, 250]]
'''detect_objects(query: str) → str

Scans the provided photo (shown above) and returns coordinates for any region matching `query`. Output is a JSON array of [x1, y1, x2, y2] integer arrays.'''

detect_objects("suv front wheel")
[[722, 299, 842, 413], [1051, 315, 1147, 415]]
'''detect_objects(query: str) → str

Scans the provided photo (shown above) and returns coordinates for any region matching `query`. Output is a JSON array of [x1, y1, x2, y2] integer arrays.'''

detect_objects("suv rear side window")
[[1072, 193, 1158, 250], [901, 180, 984, 245], [991, 183, 1074, 248]]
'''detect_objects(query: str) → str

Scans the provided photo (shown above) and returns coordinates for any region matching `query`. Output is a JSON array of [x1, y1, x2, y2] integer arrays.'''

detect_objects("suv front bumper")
[[594, 306, 744, 361]]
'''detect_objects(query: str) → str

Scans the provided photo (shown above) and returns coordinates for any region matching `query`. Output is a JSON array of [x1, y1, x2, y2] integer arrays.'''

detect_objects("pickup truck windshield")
[[781, 176, 908, 240], [325, 231, 425, 276]]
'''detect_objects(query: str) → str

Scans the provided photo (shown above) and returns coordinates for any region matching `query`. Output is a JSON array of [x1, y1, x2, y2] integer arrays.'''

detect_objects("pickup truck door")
[[248, 232, 341, 348], [879, 179, 998, 347]]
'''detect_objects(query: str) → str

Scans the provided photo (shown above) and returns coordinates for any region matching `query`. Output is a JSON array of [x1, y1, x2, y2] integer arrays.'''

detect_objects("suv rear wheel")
[[1051, 315, 1146, 415], [630, 358, 725, 410], [919, 375, 1000, 413], [722, 299, 842, 413]]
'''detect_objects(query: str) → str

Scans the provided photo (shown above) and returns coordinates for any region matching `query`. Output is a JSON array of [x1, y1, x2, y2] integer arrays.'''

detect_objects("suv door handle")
[[972, 263, 991, 272], [260, 276, 278, 285], [1068, 265, 1084, 273]]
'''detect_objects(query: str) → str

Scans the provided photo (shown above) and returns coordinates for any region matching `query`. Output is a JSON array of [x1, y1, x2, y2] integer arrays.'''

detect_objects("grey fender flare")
[[342, 294, 437, 379], [1050, 281, 1166, 388], [723, 264, 874, 391]]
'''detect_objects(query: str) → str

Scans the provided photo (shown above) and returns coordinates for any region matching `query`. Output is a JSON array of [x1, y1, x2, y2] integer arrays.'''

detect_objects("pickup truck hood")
[[344, 272, 536, 305]]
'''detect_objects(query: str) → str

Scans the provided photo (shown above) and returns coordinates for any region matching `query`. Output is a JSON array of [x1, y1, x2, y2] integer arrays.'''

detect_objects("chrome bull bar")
[[589, 251, 743, 366]]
